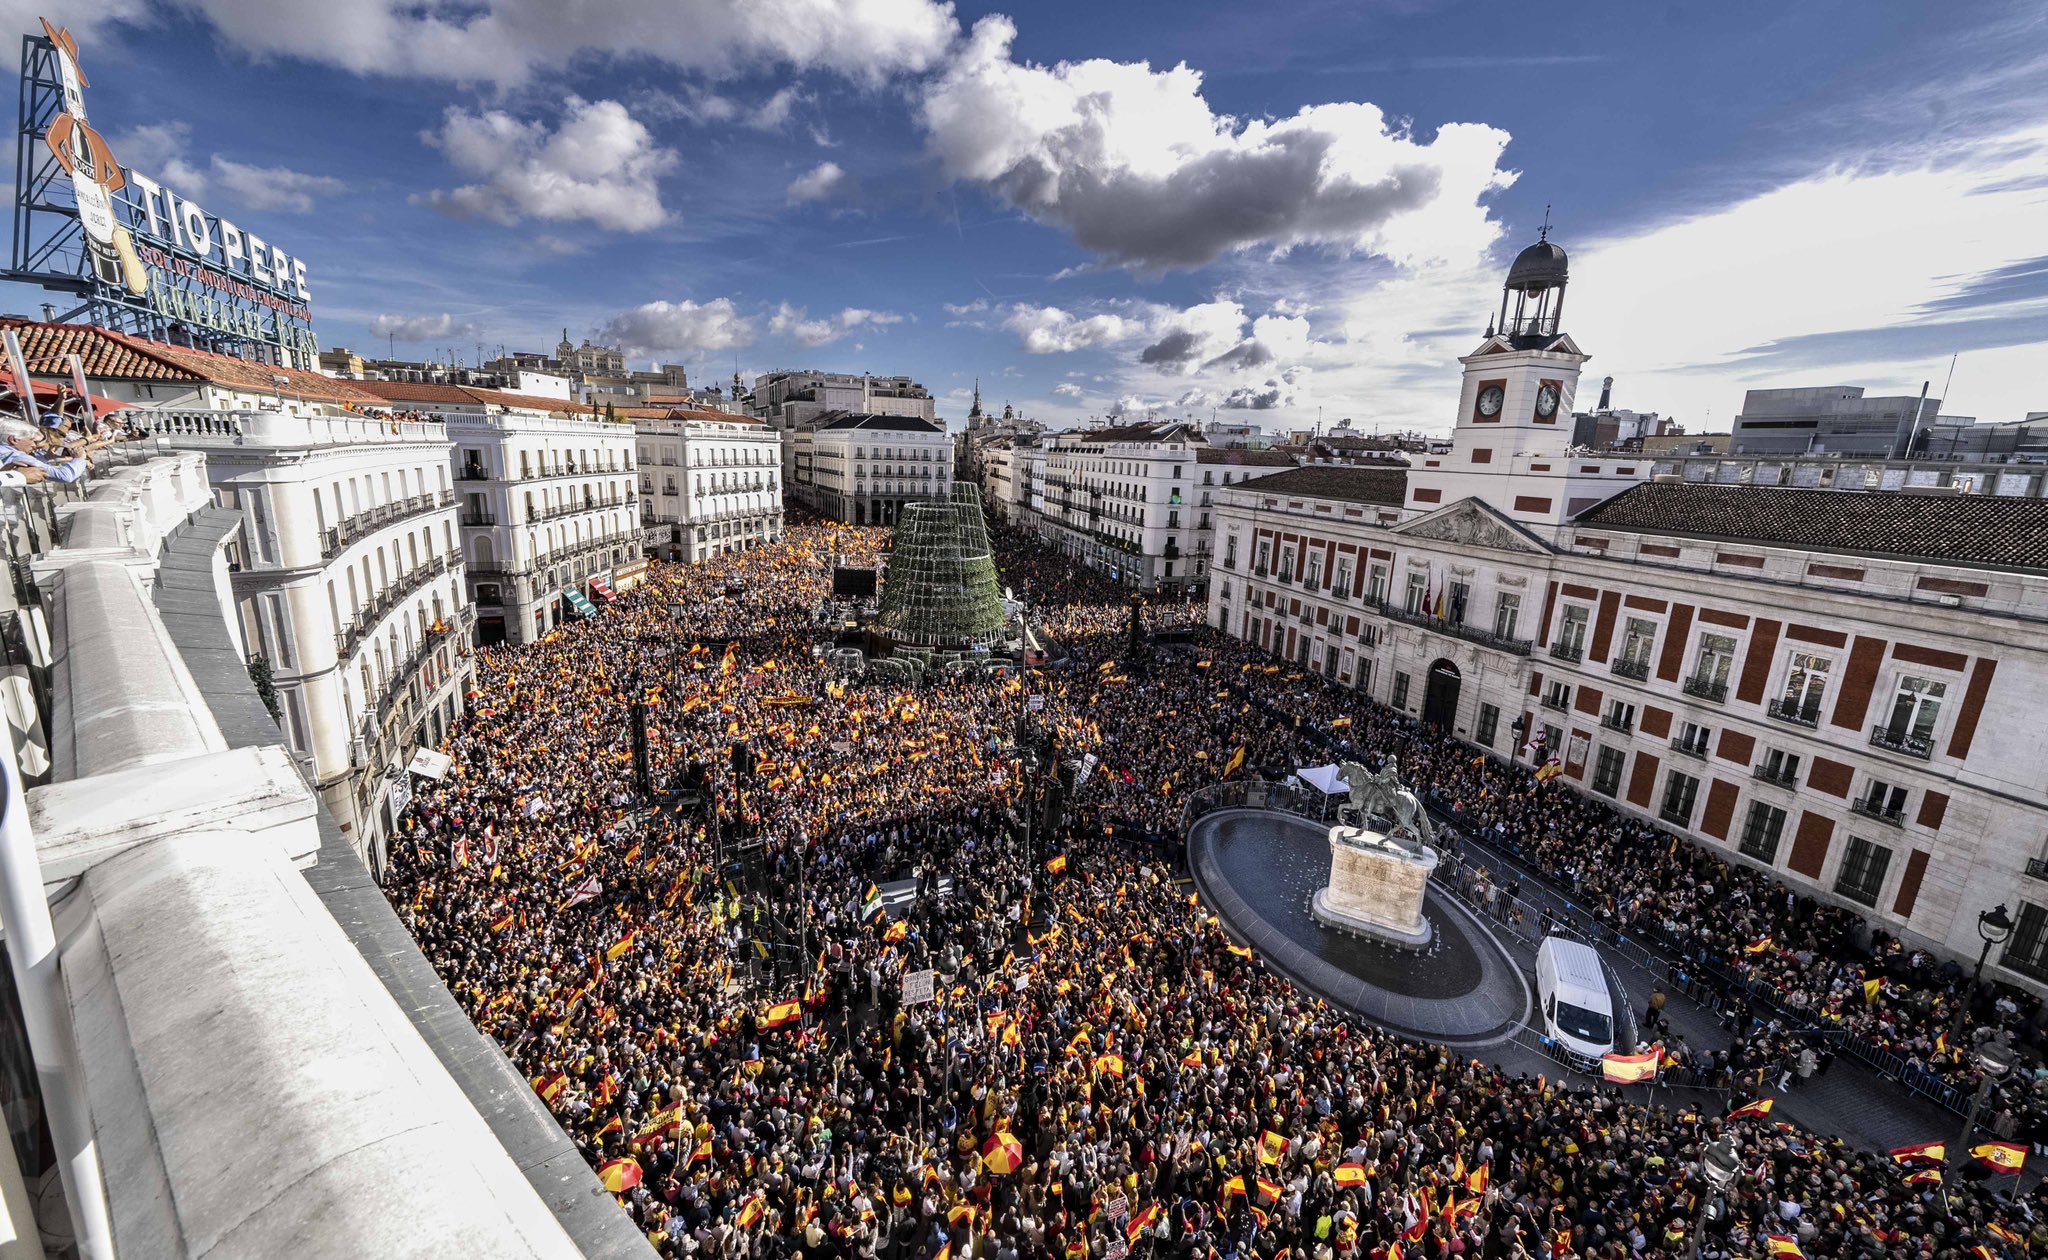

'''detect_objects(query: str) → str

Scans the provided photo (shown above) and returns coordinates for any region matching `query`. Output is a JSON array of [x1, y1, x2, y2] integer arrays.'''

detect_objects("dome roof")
[[1505, 238, 1568, 292]]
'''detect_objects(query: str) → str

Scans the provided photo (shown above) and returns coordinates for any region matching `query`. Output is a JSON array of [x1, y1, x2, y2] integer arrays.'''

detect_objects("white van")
[[1535, 936, 1618, 1065]]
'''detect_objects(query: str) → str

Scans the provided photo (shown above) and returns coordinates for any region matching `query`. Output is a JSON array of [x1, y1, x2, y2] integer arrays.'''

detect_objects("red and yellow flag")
[[1093, 1053, 1126, 1078], [1046, 854, 1069, 875], [736, 1195, 765, 1229], [1258, 1129, 1287, 1165], [1765, 1236, 1803, 1259], [1972, 1141, 2027, 1173], [1888, 1140, 1945, 1165], [1223, 745, 1247, 777], [762, 1000, 803, 1029], [1334, 1162, 1369, 1187], [1727, 1098, 1775, 1121], [1600, 1049, 1659, 1084]]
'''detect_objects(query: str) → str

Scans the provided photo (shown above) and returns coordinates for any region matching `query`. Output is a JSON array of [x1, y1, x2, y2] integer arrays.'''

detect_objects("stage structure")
[[873, 483, 1007, 651], [9, 18, 320, 367]]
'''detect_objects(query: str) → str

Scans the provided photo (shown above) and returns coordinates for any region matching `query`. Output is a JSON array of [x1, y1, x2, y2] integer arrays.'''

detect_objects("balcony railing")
[[1611, 656, 1650, 682], [1767, 697, 1822, 728], [1368, 599, 1533, 656], [1751, 762, 1799, 789], [1849, 798, 1907, 827], [1669, 736, 1711, 759], [1681, 674, 1728, 704], [1600, 712, 1634, 734], [1869, 725, 1935, 760], [525, 500, 626, 524], [460, 510, 497, 527], [457, 466, 492, 481], [1549, 641, 1584, 663], [1539, 694, 1570, 712], [1659, 805, 1694, 827], [322, 489, 456, 558]]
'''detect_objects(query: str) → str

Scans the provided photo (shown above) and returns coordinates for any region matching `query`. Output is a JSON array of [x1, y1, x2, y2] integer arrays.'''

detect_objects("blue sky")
[[10, 0, 2048, 432]]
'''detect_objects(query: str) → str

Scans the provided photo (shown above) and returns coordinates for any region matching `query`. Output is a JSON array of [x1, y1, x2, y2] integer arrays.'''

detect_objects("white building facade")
[[635, 409, 786, 562], [144, 408, 474, 871], [790, 413, 955, 525], [1206, 236, 2048, 992], [359, 382, 638, 647]]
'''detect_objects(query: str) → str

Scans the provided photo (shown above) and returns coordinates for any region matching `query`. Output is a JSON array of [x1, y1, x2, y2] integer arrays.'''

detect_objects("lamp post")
[[1952, 1036, 2018, 1171], [1687, 1135, 1741, 1260], [1949, 903, 2015, 1045]]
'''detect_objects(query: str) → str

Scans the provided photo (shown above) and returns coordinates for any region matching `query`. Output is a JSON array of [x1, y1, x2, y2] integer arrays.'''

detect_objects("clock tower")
[[1403, 229, 1644, 534]]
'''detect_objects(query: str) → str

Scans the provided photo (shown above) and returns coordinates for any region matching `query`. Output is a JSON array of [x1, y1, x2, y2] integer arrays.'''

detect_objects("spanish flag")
[[1727, 1098, 1775, 1121], [720, 644, 738, 675], [1465, 1162, 1490, 1195], [1988, 1222, 2024, 1245], [1888, 1140, 1945, 1165], [1093, 1053, 1125, 1078], [1181, 1049, 1204, 1068], [532, 1071, 568, 1103], [736, 1195, 765, 1229], [1254, 1177, 1283, 1204], [884, 919, 909, 943], [1227, 942, 1254, 960], [635, 1103, 683, 1142], [1972, 1141, 2027, 1173], [1904, 1168, 1941, 1185], [595, 1114, 623, 1139], [1046, 854, 1069, 875], [1127, 1203, 1161, 1245], [1223, 745, 1247, 778], [762, 1000, 803, 1029], [1864, 976, 1883, 1003], [1744, 936, 1773, 954], [1765, 1235, 1803, 1258], [1220, 1175, 1246, 1200], [690, 1139, 712, 1164], [606, 930, 638, 963], [1600, 1048, 1660, 1084], [949, 1204, 976, 1230], [1258, 1129, 1287, 1165], [1334, 1162, 1369, 1187]]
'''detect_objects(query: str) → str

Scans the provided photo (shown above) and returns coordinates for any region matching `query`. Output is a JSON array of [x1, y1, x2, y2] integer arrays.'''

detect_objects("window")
[[1687, 633, 1737, 701], [1660, 770, 1700, 826], [1857, 778, 1908, 825], [1305, 551, 1324, 589], [2003, 903, 2048, 983], [1542, 680, 1572, 711], [1332, 556, 1354, 595], [1674, 720, 1712, 757], [1775, 652, 1831, 725], [1367, 565, 1389, 604], [1616, 617, 1656, 677], [1223, 536, 1239, 569], [1392, 671, 1411, 710], [1835, 836, 1892, 906], [1553, 606, 1589, 660], [1540, 723, 1564, 756], [1592, 747, 1626, 797], [1877, 676, 1946, 757], [1355, 659, 1373, 694], [1325, 644, 1340, 678], [1447, 580, 1470, 626], [1256, 541, 1272, 574], [1603, 699, 1636, 733], [1755, 747, 1802, 787], [1475, 703, 1500, 747], [1404, 573, 1428, 614], [1494, 593, 1521, 641], [1278, 547, 1296, 581], [1739, 802, 1787, 864]]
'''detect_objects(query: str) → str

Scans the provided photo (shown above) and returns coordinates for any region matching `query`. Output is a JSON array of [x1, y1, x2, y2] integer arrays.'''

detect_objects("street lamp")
[[1952, 1036, 2018, 1171], [1950, 903, 2015, 1044], [1687, 1135, 1741, 1260]]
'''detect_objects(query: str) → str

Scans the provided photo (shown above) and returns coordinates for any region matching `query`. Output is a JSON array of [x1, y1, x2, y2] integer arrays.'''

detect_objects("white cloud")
[[769, 303, 904, 346], [368, 312, 475, 341], [600, 299, 755, 355], [1221, 367, 1310, 410], [750, 86, 805, 131], [166, 0, 959, 88], [1004, 304, 1139, 354], [921, 15, 1515, 272], [1052, 382, 1084, 398], [420, 97, 676, 232], [787, 161, 851, 204], [106, 121, 342, 213]]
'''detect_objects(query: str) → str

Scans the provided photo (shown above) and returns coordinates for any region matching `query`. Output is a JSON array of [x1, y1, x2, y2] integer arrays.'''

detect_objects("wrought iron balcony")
[[1611, 656, 1650, 682], [1539, 693, 1570, 712], [1750, 762, 1799, 789], [1869, 725, 1935, 760], [1681, 674, 1728, 704], [1767, 698, 1822, 728], [1669, 737, 1711, 759], [1549, 641, 1584, 663], [1849, 798, 1906, 827], [1600, 712, 1634, 734], [1368, 598, 1532, 656]]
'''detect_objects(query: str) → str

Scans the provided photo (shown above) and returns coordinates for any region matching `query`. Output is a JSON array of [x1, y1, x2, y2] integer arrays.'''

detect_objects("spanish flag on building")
[[1600, 1048, 1660, 1084], [1972, 1141, 2027, 1173], [1223, 745, 1247, 778]]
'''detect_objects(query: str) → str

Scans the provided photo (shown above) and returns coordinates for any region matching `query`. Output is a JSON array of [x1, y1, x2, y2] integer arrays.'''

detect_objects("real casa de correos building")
[[1203, 239, 2048, 990]]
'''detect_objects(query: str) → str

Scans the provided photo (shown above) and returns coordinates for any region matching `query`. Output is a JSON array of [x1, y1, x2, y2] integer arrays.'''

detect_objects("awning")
[[588, 575, 616, 603], [1295, 764, 1351, 796], [563, 589, 598, 619]]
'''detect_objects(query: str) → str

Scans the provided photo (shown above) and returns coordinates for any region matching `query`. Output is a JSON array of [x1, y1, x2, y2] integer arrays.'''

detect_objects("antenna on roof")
[[1538, 203, 1553, 243]]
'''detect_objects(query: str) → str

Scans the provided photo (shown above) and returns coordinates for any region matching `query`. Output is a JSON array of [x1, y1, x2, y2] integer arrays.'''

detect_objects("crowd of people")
[[386, 516, 2044, 1258]]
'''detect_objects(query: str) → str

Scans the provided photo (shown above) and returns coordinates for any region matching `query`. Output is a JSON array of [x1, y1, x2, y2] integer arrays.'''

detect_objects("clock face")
[[1477, 386, 1505, 417], [1536, 384, 1560, 417]]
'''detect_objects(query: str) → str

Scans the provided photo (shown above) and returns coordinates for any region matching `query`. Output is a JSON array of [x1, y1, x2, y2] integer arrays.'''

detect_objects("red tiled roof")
[[353, 379, 578, 414], [0, 319, 383, 405]]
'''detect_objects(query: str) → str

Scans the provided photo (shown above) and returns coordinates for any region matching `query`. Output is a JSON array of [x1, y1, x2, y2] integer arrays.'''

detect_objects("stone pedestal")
[[1310, 825, 1438, 951]]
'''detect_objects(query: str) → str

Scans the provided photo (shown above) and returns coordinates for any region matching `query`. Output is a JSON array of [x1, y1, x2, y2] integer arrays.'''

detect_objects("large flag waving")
[[1223, 745, 1247, 778], [1972, 1141, 2027, 1173], [1600, 1048, 1659, 1084]]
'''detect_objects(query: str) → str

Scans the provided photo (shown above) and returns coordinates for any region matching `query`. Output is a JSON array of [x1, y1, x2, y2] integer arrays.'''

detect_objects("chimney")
[[1597, 376, 1613, 411]]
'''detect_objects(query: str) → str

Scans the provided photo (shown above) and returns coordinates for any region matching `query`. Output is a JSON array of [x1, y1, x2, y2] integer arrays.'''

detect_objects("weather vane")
[[1539, 203, 1553, 242]]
